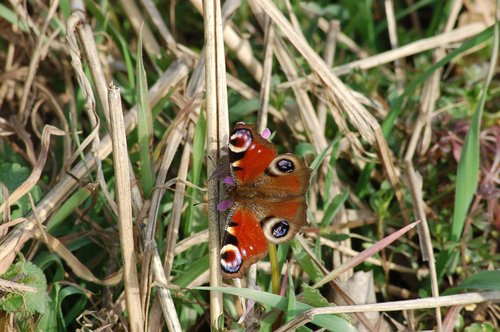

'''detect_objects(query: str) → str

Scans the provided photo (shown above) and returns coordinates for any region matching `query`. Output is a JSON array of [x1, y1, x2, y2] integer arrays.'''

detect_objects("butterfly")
[[219, 123, 312, 279]]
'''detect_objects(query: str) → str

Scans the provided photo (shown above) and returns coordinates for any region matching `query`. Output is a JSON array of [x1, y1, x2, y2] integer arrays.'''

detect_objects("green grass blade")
[[46, 186, 94, 233], [450, 14, 499, 242], [183, 114, 206, 235], [446, 270, 500, 293], [321, 189, 349, 227], [136, 28, 155, 197]]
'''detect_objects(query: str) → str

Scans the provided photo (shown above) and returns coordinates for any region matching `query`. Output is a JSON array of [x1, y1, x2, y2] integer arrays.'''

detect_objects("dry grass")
[[0, 0, 499, 331]]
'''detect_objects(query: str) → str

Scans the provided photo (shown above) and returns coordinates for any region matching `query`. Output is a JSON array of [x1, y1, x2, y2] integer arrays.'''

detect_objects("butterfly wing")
[[228, 123, 277, 185], [220, 196, 309, 279], [220, 203, 269, 279], [220, 123, 311, 279]]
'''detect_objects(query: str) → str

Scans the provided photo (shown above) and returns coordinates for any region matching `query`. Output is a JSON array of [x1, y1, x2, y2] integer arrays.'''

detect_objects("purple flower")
[[261, 128, 271, 139]]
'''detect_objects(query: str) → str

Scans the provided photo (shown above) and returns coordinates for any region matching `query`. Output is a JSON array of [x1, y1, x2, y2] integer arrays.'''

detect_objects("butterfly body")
[[220, 123, 311, 279]]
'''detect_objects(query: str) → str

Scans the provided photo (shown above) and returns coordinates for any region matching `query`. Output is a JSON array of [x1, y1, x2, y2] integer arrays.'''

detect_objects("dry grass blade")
[[139, 0, 178, 53], [145, 114, 189, 245], [0, 59, 189, 274], [118, 0, 160, 58], [256, 16, 274, 133], [317, 20, 339, 130], [67, 9, 118, 216], [67, 9, 110, 124], [405, 161, 442, 331], [150, 253, 183, 332], [108, 83, 144, 332], [384, 0, 404, 91], [332, 22, 489, 76], [0, 277, 37, 294], [163, 124, 194, 277], [34, 230, 122, 286], [18, 0, 59, 122], [0, 125, 64, 219]]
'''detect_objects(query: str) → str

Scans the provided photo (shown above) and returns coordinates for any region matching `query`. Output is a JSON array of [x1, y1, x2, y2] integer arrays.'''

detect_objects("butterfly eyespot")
[[262, 217, 294, 244], [272, 220, 289, 238], [277, 159, 294, 173], [220, 244, 243, 274], [229, 129, 253, 153], [266, 154, 302, 176]]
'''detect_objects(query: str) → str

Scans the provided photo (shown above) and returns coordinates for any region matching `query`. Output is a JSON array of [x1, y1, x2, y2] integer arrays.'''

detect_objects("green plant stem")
[[268, 243, 280, 294]]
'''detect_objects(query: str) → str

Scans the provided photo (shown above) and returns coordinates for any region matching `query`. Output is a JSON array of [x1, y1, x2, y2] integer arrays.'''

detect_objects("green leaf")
[[450, 20, 499, 242], [23, 262, 48, 314], [0, 162, 43, 218], [301, 284, 331, 308], [285, 273, 297, 323], [447, 270, 500, 293], [136, 27, 155, 197], [464, 322, 497, 332], [309, 135, 341, 176], [321, 189, 349, 226], [293, 242, 323, 284], [175, 255, 210, 288], [184, 114, 207, 235], [37, 283, 87, 331], [0, 259, 48, 315], [37, 285, 62, 332], [229, 98, 260, 119]]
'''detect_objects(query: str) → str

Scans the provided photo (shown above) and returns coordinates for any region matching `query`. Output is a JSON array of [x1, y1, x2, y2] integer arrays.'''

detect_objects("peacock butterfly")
[[219, 123, 312, 279]]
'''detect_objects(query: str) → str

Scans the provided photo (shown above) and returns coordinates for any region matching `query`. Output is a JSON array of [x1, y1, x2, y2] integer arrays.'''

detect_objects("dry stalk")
[[118, 0, 160, 58], [174, 229, 209, 255], [144, 109, 193, 332], [108, 83, 144, 332], [317, 20, 339, 130], [256, 16, 274, 133], [315, 16, 370, 59], [164, 124, 194, 277], [203, 0, 227, 325], [0, 278, 37, 294], [139, 0, 178, 53], [384, 0, 405, 92], [191, 0, 264, 83], [66, 10, 118, 216]]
